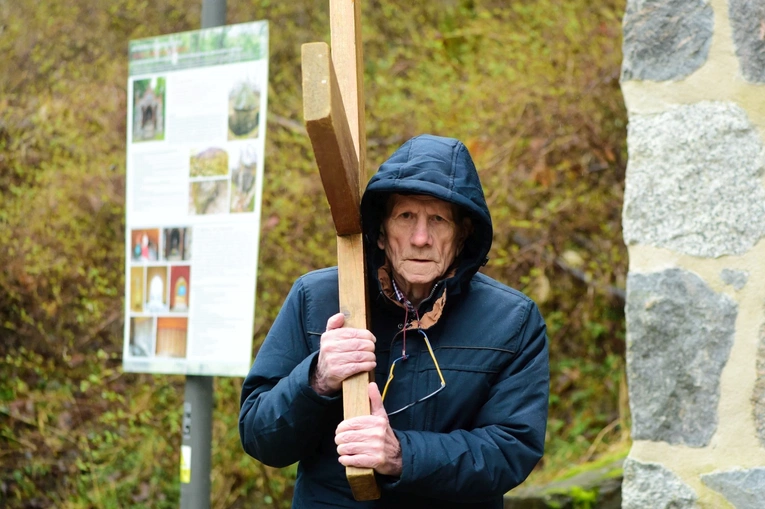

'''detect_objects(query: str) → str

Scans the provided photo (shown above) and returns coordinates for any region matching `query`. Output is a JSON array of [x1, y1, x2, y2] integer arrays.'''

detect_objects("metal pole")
[[201, 0, 227, 29], [180, 376, 213, 509], [179, 5, 226, 509]]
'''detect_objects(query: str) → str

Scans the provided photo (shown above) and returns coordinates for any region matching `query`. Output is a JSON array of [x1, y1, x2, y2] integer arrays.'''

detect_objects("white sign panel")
[[123, 21, 268, 377]]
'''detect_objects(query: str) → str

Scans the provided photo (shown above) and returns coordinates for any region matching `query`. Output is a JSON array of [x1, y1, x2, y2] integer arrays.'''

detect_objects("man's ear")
[[377, 225, 387, 250]]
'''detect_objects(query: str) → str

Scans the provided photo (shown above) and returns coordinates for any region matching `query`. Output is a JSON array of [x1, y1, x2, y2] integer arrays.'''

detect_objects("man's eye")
[[432, 215, 444, 222], [400, 212, 413, 219]]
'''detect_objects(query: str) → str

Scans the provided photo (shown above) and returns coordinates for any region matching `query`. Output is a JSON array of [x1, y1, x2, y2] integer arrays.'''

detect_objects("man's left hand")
[[335, 382, 402, 477]]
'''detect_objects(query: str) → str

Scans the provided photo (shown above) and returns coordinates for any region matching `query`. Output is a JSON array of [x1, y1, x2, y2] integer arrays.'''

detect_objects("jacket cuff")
[[298, 351, 341, 405], [378, 429, 411, 491]]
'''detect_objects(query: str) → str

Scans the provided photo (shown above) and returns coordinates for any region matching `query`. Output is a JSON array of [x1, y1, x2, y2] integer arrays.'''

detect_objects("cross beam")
[[301, 0, 380, 501]]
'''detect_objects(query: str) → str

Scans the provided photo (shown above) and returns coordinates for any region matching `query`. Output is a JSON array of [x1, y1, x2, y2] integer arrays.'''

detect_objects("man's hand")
[[311, 313, 376, 396], [335, 382, 403, 477]]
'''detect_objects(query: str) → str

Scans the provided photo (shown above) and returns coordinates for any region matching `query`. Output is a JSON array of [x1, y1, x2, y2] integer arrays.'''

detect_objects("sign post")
[[180, 377, 212, 508], [177, 6, 226, 509], [301, 0, 380, 501], [123, 1, 268, 507]]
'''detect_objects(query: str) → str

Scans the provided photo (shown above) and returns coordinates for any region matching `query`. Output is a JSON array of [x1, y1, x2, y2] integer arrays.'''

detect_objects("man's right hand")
[[311, 313, 377, 396]]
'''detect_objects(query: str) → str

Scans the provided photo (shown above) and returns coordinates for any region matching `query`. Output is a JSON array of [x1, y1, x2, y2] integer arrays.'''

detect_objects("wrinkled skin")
[[377, 194, 467, 306]]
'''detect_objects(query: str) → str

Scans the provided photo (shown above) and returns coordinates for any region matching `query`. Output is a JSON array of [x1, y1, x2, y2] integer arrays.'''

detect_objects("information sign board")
[[123, 21, 268, 376]]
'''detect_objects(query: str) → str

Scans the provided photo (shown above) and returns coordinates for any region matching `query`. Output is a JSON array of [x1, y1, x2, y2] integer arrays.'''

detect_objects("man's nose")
[[410, 217, 431, 246]]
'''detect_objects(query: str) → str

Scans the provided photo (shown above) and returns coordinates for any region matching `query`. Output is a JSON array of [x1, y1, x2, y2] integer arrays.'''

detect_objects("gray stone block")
[[720, 269, 749, 290], [729, 0, 765, 83], [626, 269, 737, 446], [622, 458, 699, 509], [754, 325, 765, 447], [621, 0, 713, 81], [623, 101, 765, 258], [701, 468, 765, 509]]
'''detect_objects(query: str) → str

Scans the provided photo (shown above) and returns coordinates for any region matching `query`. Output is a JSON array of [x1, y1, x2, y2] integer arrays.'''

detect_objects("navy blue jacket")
[[240, 135, 549, 508]]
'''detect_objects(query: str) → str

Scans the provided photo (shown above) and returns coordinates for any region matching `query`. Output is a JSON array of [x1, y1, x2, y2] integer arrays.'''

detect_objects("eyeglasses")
[[381, 328, 446, 416]]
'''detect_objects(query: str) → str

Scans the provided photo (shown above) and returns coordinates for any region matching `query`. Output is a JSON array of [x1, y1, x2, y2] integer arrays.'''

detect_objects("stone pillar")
[[620, 1, 765, 508]]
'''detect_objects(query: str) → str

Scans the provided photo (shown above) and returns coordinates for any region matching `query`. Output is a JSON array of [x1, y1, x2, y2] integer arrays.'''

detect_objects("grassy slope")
[[0, 0, 627, 507]]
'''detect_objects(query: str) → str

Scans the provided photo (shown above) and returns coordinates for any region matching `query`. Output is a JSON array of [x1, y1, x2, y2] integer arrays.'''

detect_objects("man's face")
[[377, 194, 465, 293]]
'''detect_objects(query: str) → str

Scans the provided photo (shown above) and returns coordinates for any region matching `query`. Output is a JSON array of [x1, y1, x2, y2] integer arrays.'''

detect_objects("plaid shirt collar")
[[391, 278, 416, 313]]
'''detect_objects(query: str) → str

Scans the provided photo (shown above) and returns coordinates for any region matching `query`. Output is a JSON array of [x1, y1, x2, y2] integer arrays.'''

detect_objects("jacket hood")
[[361, 134, 493, 294]]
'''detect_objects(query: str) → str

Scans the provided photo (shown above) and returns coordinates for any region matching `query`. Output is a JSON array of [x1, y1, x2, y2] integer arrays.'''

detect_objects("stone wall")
[[620, 0, 765, 507]]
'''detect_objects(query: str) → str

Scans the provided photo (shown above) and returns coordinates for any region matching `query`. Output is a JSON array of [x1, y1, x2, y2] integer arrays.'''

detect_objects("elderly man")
[[239, 135, 549, 508]]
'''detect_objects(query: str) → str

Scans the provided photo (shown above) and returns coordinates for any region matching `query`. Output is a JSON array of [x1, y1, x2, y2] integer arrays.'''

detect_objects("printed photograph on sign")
[[230, 144, 258, 213], [156, 317, 188, 358], [146, 266, 169, 313], [163, 227, 192, 261], [190, 147, 228, 177], [131, 229, 160, 262], [130, 266, 145, 312], [228, 74, 261, 140], [132, 77, 166, 142], [170, 266, 191, 312], [129, 317, 154, 357], [189, 180, 229, 215]]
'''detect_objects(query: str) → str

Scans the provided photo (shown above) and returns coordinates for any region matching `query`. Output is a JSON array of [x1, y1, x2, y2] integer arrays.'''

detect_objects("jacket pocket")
[[416, 346, 516, 430], [429, 345, 516, 373]]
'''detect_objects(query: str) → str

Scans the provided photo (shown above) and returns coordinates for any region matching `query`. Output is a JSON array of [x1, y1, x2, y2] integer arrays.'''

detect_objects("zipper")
[[416, 281, 443, 312]]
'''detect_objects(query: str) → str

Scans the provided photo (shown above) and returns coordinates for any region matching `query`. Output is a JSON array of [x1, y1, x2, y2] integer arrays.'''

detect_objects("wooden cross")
[[301, 0, 380, 501]]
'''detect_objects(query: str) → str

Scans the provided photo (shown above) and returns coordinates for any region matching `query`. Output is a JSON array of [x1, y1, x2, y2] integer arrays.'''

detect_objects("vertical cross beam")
[[330, 0, 366, 196], [301, 0, 380, 502]]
